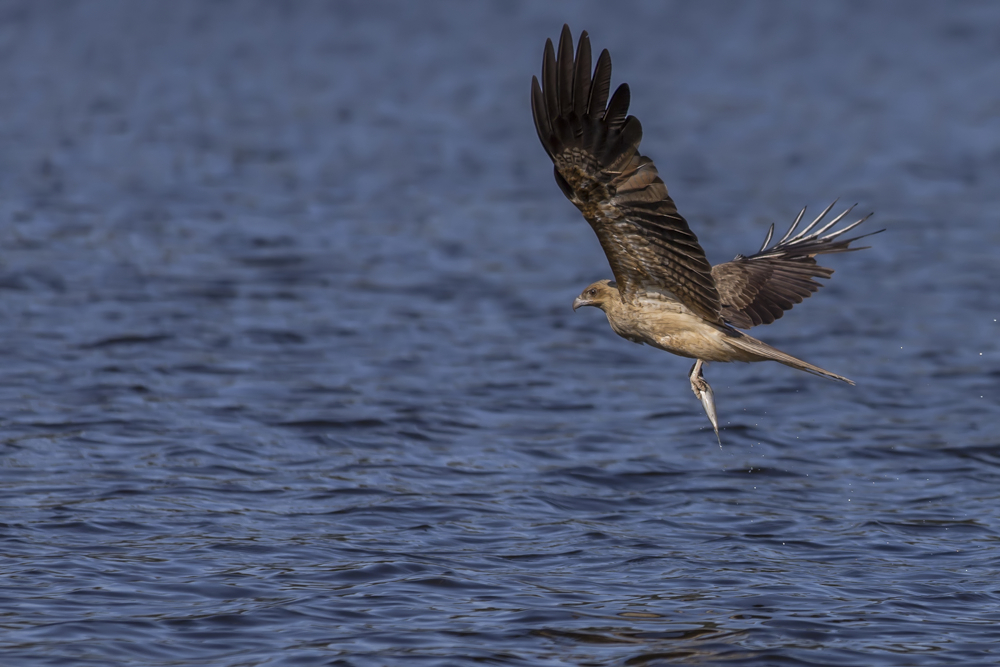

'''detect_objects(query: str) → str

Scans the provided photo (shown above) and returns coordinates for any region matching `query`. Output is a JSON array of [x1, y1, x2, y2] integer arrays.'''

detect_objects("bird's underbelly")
[[649, 329, 742, 362], [607, 306, 755, 362]]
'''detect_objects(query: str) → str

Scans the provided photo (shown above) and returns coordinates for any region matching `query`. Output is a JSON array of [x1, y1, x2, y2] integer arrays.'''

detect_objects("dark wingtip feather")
[[589, 49, 612, 116], [541, 38, 557, 127], [557, 25, 575, 117], [573, 31, 592, 117], [530, 76, 553, 158], [619, 115, 643, 152], [758, 223, 775, 252], [604, 83, 630, 130], [834, 226, 885, 251]]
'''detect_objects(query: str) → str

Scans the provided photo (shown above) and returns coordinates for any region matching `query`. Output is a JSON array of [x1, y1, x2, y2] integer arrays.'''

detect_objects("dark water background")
[[1, 1, 999, 665]]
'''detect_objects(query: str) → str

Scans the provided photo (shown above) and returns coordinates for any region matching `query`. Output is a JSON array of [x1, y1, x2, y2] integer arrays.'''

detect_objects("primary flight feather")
[[531, 25, 879, 440]]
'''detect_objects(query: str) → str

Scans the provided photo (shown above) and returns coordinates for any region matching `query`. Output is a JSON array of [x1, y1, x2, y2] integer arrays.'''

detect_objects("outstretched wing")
[[711, 202, 879, 329], [531, 25, 722, 323]]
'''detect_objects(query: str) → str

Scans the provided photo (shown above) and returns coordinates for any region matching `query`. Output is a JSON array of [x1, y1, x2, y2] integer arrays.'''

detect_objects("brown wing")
[[712, 202, 879, 329], [531, 25, 722, 323]]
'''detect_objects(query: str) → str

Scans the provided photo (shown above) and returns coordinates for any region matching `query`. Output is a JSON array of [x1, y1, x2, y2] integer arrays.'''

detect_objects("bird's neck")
[[599, 292, 629, 323]]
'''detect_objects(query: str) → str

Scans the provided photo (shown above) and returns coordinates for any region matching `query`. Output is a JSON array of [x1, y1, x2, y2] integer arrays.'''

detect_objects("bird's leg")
[[689, 360, 720, 444]]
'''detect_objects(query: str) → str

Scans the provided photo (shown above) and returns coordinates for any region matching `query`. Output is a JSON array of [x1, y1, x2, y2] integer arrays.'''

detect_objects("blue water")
[[1, 1, 999, 665]]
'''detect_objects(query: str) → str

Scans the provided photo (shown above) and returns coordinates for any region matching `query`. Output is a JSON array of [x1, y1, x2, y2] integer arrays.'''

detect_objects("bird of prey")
[[531, 26, 878, 441]]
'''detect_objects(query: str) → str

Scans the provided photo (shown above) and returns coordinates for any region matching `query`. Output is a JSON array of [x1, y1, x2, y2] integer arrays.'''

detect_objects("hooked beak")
[[572, 296, 589, 311]]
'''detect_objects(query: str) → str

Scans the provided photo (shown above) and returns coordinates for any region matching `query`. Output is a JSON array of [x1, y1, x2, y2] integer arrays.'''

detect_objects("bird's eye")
[[588, 289, 597, 296]]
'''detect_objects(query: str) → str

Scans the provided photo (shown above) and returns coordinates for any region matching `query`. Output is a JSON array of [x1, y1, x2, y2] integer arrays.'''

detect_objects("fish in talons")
[[690, 360, 720, 444]]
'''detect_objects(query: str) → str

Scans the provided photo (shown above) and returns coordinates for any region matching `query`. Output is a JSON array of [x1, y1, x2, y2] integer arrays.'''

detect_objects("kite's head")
[[572, 279, 619, 312]]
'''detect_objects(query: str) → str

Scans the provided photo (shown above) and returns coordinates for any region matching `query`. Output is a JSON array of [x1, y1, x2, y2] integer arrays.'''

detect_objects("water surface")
[[1, 2, 999, 665]]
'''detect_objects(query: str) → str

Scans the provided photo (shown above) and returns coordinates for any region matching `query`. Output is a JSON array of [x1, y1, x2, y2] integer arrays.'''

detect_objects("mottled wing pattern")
[[712, 202, 878, 329], [531, 25, 722, 323]]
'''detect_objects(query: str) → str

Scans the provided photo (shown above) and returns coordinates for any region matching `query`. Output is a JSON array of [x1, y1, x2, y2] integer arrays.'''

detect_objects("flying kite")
[[531, 25, 878, 441]]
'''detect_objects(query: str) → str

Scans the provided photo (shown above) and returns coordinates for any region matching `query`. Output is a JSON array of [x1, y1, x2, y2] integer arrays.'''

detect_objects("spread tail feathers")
[[727, 332, 854, 385]]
